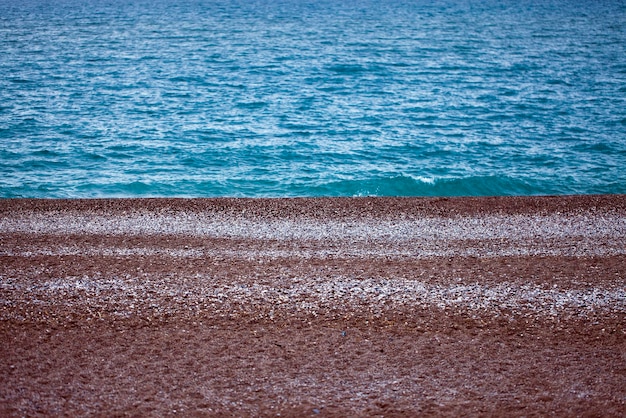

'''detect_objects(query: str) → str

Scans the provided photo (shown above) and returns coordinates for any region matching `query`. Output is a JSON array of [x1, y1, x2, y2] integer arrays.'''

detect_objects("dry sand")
[[1, 195, 625, 416]]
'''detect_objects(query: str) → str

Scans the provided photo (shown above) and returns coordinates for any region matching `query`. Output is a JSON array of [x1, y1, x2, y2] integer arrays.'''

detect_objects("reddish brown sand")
[[1, 195, 625, 417]]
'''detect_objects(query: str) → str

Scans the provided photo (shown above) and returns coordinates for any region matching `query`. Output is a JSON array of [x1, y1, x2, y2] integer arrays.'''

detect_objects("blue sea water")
[[1, 0, 625, 198]]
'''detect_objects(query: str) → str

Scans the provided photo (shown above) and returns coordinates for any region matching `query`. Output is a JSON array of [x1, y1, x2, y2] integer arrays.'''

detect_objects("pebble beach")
[[1, 195, 625, 416]]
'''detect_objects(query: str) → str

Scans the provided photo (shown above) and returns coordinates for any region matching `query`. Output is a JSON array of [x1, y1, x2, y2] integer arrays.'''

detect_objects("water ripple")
[[1, 0, 625, 198]]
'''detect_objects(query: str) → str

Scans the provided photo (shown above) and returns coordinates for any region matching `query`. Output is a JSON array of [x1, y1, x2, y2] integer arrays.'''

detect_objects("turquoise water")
[[1, 0, 625, 198]]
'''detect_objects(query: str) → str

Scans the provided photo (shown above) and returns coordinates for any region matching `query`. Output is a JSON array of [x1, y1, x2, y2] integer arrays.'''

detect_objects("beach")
[[1, 195, 625, 416]]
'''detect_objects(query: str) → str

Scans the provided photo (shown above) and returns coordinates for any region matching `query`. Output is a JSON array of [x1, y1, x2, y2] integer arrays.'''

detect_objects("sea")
[[1, 0, 625, 198]]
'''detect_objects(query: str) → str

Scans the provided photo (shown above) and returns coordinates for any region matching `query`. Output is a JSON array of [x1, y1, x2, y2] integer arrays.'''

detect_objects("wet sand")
[[1, 195, 625, 416]]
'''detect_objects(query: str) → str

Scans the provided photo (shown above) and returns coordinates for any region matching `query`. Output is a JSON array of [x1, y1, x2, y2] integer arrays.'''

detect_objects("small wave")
[[312, 175, 549, 197], [168, 75, 206, 84], [235, 101, 268, 110], [9, 78, 34, 84], [82, 181, 158, 198], [326, 63, 366, 74], [31, 149, 60, 157]]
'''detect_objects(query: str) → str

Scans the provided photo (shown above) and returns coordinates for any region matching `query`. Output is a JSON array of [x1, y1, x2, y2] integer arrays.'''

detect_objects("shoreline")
[[1, 195, 625, 416]]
